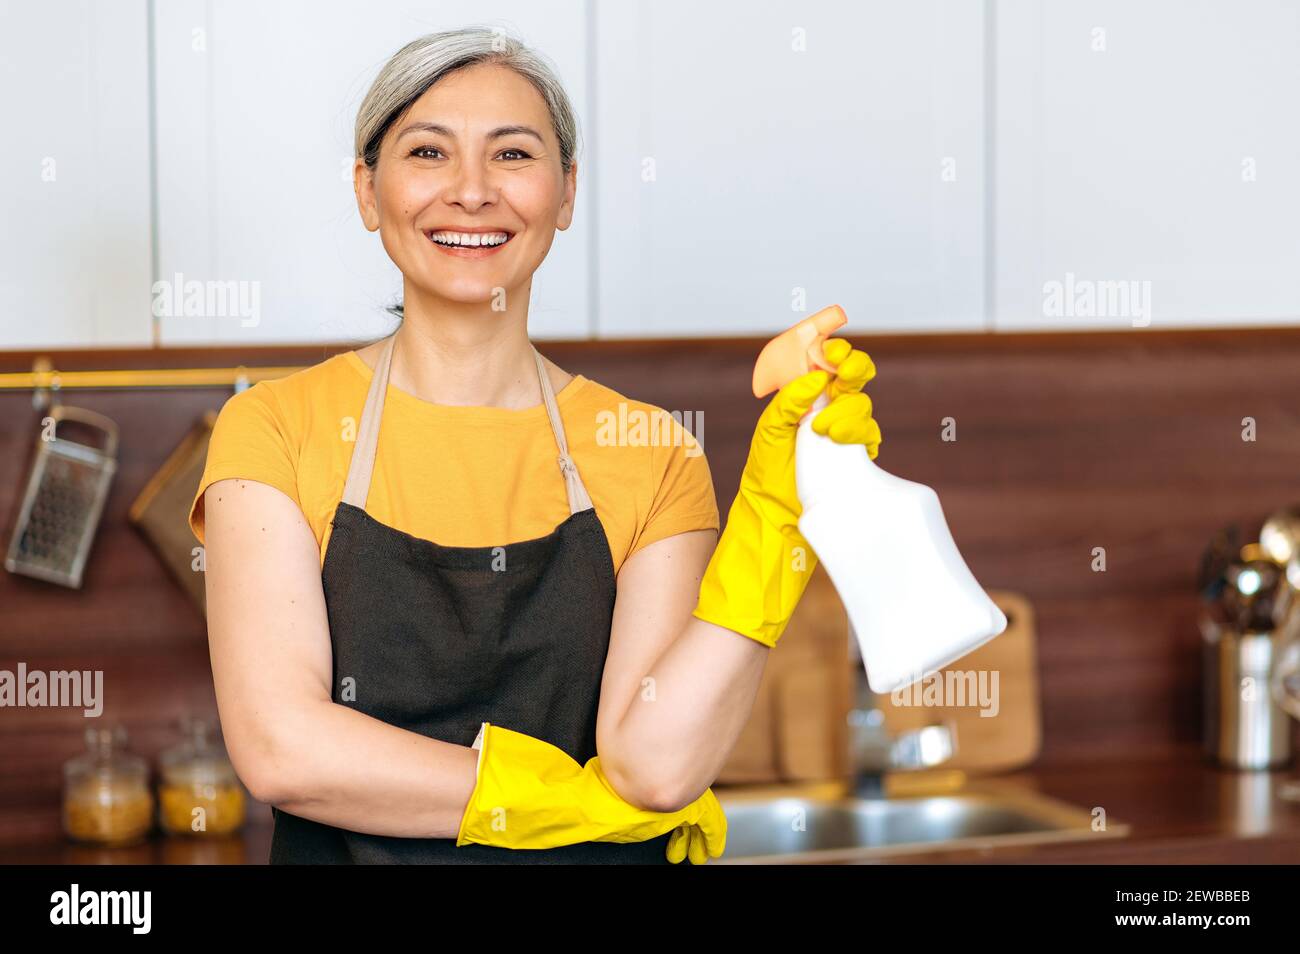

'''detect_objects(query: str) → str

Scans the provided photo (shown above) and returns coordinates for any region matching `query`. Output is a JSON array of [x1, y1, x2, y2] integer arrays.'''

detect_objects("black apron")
[[268, 331, 672, 864]]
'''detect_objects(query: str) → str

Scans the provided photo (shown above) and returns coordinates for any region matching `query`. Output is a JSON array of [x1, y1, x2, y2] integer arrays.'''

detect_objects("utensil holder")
[[1201, 613, 1294, 770]]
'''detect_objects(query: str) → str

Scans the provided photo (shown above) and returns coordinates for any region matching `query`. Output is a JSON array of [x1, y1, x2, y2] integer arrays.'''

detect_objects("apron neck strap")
[[341, 332, 593, 516], [532, 345, 593, 514], [340, 331, 395, 510]]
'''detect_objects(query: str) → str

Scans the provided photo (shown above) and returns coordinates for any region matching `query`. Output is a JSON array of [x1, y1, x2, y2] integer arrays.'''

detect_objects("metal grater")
[[4, 405, 118, 589]]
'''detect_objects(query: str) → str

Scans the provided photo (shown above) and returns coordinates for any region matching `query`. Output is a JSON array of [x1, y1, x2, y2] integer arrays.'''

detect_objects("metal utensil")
[[1218, 556, 1290, 633], [1202, 615, 1294, 769], [1271, 638, 1300, 722], [4, 404, 118, 588], [1261, 506, 1300, 565]]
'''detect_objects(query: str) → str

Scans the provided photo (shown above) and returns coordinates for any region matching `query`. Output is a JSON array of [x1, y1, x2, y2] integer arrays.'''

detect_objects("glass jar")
[[62, 725, 154, 846], [157, 716, 246, 837]]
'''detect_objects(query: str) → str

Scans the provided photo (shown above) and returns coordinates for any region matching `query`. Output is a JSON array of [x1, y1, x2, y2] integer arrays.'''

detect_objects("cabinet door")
[[994, 0, 1300, 331], [153, 0, 592, 345], [592, 0, 987, 338], [0, 0, 152, 348]]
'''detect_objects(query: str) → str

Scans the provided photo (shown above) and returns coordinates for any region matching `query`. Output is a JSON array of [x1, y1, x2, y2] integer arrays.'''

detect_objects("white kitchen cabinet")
[[591, 0, 988, 338], [151, 0, 592, 345], [6, 1, 1299, 349], [993, 0, 1300, 331], [0, 0, 153, 349]]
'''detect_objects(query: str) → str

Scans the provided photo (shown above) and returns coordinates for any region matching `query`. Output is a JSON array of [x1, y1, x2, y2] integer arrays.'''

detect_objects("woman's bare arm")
[[203, 477, 479, 837], [594, 527, 770, 813]]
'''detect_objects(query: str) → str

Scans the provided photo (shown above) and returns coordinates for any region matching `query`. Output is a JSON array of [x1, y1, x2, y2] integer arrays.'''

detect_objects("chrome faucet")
[[847, 623, 957, 798]]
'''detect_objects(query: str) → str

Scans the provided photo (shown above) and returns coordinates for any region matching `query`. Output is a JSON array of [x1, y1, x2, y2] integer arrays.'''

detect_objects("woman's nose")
[[442, 160, 497, 208]]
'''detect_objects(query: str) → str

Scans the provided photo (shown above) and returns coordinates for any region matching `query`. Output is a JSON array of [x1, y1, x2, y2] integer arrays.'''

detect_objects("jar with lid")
[[157, 715, 246, 837], [62, 724, 155, 846]]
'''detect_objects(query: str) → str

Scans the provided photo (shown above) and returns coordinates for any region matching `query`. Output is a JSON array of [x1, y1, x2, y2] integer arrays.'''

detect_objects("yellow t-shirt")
[[188, 349, 719, 575]]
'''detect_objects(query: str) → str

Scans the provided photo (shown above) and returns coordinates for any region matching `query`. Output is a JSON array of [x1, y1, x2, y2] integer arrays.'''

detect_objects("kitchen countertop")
[[844, 743, 1300, 864], [3, 745, 1299, 864]]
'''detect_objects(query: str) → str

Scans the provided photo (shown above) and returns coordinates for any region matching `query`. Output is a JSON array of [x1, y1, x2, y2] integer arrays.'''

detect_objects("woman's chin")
[[423, 282, 514, 307]]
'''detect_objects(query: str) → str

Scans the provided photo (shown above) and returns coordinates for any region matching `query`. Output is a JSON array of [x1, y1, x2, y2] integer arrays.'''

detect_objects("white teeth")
[[429, 230, 510, 247]]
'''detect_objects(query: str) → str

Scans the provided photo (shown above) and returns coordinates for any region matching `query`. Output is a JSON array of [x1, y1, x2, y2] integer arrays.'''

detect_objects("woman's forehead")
[[407, 64, 549, 121]]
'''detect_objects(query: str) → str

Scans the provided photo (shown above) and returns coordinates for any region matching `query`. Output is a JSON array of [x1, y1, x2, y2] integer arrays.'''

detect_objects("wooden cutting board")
[[716, 574, 1039, 783], [874, 589, 1041, 774]]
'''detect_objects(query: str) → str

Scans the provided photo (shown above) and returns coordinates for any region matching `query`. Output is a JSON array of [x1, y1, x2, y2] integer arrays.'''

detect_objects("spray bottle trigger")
[[752, 304, 849, 398], [806, 340, 839, 375]]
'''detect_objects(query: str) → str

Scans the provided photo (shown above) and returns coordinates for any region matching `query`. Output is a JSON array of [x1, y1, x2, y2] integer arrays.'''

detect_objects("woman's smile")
[[424, 227, 516, 260]]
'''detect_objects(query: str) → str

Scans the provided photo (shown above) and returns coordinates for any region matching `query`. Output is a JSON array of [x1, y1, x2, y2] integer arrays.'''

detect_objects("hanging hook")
[[30, 356, 56, 413]]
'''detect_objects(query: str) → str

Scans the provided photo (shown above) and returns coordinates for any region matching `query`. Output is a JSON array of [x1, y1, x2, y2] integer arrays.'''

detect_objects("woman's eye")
[[408, 145, 531, 161]]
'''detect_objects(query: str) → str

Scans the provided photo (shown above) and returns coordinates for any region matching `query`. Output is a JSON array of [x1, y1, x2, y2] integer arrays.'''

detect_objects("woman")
[[189, 27, 881, 865]]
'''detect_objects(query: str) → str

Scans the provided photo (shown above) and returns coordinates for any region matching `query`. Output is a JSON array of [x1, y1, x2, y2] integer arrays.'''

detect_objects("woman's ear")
[[354, 158, 380, 232], [555, 159, 578, 232]]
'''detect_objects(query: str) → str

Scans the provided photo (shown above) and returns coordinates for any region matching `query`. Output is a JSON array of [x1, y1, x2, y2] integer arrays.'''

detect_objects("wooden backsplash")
[[2, 327, 1298, 840]]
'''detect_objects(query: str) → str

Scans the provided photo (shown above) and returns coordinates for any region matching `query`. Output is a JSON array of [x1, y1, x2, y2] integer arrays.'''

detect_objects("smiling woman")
[[193, 26, 732, 867], [351, 33, 579, 315], [193, 24, 877, 867]]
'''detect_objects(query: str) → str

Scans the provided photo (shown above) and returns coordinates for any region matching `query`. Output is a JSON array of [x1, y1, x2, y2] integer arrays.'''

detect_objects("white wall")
[[994, 0, 1300, 330], [592, 0, 987, 338], [152, 0, 591, 345], [1, 0, 1297, 348], [0, 0, 153, 348]]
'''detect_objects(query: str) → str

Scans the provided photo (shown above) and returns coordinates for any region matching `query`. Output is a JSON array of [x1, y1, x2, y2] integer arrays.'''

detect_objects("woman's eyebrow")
[[396, 121, 544, 143]]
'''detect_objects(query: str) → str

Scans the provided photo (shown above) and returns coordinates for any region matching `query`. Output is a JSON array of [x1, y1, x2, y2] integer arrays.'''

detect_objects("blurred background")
[[2, 0, 1300, 864]]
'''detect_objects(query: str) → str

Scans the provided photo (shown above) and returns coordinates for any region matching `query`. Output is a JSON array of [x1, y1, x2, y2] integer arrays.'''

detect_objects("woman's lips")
[[425, 231, 514, 259]]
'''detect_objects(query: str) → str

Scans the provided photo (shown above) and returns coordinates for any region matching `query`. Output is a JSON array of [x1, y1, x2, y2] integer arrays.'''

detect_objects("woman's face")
[[355, 62, 575, 306]]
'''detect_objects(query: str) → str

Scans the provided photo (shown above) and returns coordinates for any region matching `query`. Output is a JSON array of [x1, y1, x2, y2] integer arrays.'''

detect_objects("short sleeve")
[[626, 415, 720, 558], [188, 382, 301, 546]]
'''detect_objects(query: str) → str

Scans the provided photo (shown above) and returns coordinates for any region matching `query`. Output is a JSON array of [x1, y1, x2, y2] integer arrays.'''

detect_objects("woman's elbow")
[[599, 762, 671, 813], [597, 746, 696, 814], [223, 715, 302, 807], [236, 761, 282, 807], [237, 754, 296, 807], [645, 779, 707, 814]]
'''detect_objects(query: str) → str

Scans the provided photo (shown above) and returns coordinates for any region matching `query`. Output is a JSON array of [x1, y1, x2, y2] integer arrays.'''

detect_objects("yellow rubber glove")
[[456, 722, 727, 864], [691, 338, 880, 648]]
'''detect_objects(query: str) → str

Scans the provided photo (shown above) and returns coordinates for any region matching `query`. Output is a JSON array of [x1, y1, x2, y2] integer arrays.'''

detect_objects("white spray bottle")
[[753, 305, 1008, 694]]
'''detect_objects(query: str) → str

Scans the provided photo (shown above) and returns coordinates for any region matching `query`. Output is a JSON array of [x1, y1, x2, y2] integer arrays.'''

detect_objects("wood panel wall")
[[2, 327, 1297, 842]]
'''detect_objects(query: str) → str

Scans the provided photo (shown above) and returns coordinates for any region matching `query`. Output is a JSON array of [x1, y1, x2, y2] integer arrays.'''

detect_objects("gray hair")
[[355, 26, 581, 176]]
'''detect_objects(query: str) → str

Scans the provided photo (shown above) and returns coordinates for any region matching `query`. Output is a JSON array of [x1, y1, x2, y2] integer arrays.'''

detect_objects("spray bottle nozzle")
[[752, 304, 848, 398]]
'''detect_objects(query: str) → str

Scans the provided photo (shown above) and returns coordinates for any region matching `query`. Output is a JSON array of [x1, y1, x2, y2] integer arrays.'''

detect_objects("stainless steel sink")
[[711, 779, 1131, 863], [711, 610, 1132, 863]]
